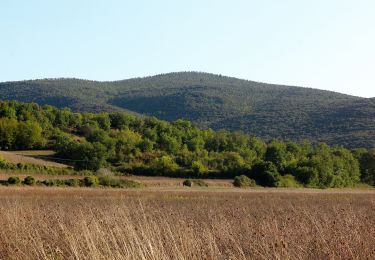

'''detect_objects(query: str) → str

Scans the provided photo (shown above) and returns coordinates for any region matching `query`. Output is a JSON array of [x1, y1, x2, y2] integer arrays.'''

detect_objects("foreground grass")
[[0, 187, 374, 259]]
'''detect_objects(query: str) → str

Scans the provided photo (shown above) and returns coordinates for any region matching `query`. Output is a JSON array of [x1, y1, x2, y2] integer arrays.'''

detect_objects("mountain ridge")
[[1, 71, 374, 148], [2, 71, 366, 98]]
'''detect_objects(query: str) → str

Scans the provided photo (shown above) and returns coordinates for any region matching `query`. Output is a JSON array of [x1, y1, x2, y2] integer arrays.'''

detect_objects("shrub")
[[23, 176, 36, 185], [192, 179, 208, 187], [65, 179, 81, 187], [7, 176, 21, 185], [83, 176, 99, 187], [96, 168, 112, 177], [43, 179, 58, 186], [0, 155, 6, 167], [277, 174, 301, 188], [233, 175, 256, 188], [183, 179, 193, 187], [99, 176, 122, 188], [40, 178, 81, 187], [78, 170, 95, 176], [42, 179, 66, 187]]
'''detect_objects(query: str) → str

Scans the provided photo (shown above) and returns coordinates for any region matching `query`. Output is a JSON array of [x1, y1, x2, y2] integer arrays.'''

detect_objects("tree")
[[251, 161, 280, 187], [358, 149, 375, 186], [159, 133, 180, 154], [73, 142, 108, 171], [265, 140, 293, 172], [94, 113, 111, 130], [191, 160, 207, 176], [152, 155, 179, 175], [16, 121, 45, 149], [0, 118, 18, 149]]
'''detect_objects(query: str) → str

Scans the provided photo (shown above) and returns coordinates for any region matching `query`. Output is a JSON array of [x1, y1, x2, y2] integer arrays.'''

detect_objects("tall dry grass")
[[0, 187, 374, 259]]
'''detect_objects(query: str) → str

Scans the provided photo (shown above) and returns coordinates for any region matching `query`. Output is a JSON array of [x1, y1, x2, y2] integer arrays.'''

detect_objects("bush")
[[7, 176, 21, 185], [42, 179, 66, 187], [183, 179, 193, 187], [192, 179, 208, 187], [23, 176, 36, 185], [65, 179, 81, 187], [43, 179, 56, 186], [77, 170, 95, 176], [83, 176, 99, 187], [99, 176, 122, 188], [96, 168, 112, 177], [0, 159, 7, 169], [233, 175, 256, 188], [277, 174, 301, 188]]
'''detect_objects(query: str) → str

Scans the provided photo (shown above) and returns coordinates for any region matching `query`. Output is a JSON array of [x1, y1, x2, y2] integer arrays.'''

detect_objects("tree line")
[[0, 100, 374, 188]]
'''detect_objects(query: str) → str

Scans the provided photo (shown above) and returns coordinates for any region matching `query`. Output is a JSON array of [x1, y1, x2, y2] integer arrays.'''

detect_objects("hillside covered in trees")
[[1, 100, 375, 188], [1, 72, 375, 148]]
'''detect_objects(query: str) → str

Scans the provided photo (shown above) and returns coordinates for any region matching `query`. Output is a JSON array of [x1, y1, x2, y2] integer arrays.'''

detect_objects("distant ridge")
[[1, 71, 374, 148]]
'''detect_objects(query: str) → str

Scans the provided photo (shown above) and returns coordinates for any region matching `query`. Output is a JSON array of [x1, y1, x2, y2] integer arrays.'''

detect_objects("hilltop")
[[1, 72, 374, 148]]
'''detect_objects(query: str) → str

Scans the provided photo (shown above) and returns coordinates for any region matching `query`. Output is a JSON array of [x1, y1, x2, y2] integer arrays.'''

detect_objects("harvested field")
[[0, 187, 374, 259]]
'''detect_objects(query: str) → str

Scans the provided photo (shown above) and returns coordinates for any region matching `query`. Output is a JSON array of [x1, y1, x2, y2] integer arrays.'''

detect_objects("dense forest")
[[0, 100, 374, 188], [1, 72, 375, 148]]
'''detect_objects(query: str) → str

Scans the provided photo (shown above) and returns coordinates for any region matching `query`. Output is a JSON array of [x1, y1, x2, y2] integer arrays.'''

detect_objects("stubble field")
[[0, 187, 374, 260]]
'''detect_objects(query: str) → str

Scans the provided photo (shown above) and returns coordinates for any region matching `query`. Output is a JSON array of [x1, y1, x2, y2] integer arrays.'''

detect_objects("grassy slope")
[[1, 72, 375, 147], [0, 150, 69, 168]]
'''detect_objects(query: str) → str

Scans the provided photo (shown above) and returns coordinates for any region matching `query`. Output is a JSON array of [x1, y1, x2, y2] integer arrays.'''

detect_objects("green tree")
[[152, 155, 179, 175], [16, 121, 45, 149], [358, 149, 375, 186], [251, 161, 281, 187], [0, 118, 18, 149]]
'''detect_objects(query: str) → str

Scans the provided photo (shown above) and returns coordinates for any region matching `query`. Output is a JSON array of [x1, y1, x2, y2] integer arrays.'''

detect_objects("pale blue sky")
[[1, 0, 374, 97]]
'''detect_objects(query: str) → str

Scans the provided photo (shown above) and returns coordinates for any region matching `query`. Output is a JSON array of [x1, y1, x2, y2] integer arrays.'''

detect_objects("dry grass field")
[[0, 187, 374, 260]]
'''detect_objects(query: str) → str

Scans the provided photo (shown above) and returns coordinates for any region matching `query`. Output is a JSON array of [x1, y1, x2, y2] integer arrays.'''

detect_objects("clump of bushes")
[[7, 176, 21, 185], [41, 178, 81, 187], [65, 178, 81, 187], [233, 175, 256, 188], [83, 176, 100, 187], [23, 176, 36, 185], [2, 175, 142, 189]]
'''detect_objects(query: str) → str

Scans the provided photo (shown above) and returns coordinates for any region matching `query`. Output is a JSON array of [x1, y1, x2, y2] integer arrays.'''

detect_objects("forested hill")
[[1, 72, 374, 148]]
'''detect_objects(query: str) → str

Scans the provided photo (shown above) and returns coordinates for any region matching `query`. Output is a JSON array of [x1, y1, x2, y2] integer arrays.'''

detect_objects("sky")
[[1, 0, 374, 97]]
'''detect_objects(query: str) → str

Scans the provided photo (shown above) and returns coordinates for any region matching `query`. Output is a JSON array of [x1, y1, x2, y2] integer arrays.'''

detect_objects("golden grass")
[[0, 187, 374, 259]]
